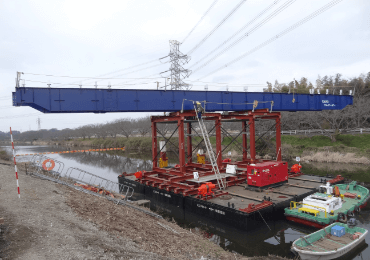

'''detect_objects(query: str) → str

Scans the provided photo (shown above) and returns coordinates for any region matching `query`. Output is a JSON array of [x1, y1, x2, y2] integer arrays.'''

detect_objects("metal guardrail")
[[281, 128, 370, 135], [212, 128, 370, 138], [30, 154, 65, 177], [63, 167, 134, 199], [31, 171, 163, 219], [28, 156, 134, 200]]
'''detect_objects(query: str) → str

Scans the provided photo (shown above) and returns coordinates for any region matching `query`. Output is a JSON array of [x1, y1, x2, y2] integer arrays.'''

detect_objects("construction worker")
[[195, 101, 204, 119]]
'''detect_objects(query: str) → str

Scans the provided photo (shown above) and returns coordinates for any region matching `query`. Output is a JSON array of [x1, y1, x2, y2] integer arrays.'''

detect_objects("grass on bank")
[[70, 134, 370, 155], [281, 134, 370, 151], [0, 149, 10, 161]]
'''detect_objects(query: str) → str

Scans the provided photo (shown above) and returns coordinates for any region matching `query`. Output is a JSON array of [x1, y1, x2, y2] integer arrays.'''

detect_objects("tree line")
[[264, 72, 370, 96]]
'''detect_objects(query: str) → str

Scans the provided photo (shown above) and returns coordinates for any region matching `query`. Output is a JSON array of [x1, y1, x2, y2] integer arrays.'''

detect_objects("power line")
[[23, 59, 159, 79], [182, 0, 220, 44], [191, 0, 296, 73], [22, 74, 165, 80], [114, 63, 170, 86], [60, 58, 166, 87], [23, 62, 170, 88], [0, 113, 41, 119], [198, 0, 345, 80], [21, 80, 156, 87], [188, 80, 265, 85], [189, 0, 283, 69], [187, 0, 248, 55]]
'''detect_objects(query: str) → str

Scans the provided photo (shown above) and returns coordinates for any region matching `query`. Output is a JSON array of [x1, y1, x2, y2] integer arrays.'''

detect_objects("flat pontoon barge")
[[118, 109, 344, 229]]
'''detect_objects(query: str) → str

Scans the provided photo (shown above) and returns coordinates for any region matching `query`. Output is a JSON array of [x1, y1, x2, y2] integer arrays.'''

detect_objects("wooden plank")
[[236, 185, 295, 196], [290, 177, 322, 183], [287, 183, 316, 189], [270, 190, 296, 196], [228, 192, 263, 202]]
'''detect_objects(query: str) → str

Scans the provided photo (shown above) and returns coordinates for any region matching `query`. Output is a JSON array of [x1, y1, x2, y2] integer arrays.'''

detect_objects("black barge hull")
[[118, 175, 344, 230]]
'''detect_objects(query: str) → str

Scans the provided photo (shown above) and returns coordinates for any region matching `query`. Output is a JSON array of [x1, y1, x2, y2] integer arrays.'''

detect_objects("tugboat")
[[284, 181, 369, 228]]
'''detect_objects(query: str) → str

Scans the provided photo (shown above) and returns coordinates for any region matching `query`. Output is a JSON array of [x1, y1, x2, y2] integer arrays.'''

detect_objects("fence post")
[[361, 128, 363, 134]]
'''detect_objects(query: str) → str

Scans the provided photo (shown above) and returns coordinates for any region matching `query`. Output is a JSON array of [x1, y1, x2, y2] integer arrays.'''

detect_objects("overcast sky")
[[1, 0, 369, 133]]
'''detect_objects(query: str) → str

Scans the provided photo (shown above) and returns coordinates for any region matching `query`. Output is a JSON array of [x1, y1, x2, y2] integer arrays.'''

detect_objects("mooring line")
[[257, 210, 271, 231]]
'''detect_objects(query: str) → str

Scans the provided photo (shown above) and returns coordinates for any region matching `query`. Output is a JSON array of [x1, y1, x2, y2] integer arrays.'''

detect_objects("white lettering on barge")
[[197, 204, 225, 215]]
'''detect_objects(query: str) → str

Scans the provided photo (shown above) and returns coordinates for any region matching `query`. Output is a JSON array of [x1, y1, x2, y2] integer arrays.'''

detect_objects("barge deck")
[[119, 174, 344, 229]]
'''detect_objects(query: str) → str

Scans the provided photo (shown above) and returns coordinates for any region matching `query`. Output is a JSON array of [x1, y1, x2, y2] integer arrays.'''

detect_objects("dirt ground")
[[0, 158, 291, 260]]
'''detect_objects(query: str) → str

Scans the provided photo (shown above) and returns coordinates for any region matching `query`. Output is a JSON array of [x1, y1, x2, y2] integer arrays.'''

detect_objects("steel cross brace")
[[220, 125, 249, 154]]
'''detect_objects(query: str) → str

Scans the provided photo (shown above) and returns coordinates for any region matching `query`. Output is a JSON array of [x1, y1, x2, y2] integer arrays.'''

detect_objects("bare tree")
[[115, 119, 134, 138], [134, 116, 151, 137]]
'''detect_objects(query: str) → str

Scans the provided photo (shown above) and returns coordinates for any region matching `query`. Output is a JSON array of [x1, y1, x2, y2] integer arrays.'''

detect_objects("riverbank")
[[0, 152, 291, 260], [30, 133, 370, 164]]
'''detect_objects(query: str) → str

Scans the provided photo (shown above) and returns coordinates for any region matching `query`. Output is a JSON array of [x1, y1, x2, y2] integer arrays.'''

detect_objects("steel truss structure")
[[125, 109, 283, 198]]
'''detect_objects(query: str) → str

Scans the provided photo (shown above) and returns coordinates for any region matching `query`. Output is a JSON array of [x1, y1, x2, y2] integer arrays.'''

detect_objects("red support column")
[[187, 122, 192, 164], [215, 116, 222, 168], [152, 120, 158, 169], [249, 117, 256, 163], [276, 115, 282, 161], [178, 117, 186, 174], [242, 121, 248, 161]]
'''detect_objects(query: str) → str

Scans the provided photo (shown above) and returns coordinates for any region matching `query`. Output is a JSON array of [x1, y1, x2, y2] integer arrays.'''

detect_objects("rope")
[[257, 210, 271, 230]]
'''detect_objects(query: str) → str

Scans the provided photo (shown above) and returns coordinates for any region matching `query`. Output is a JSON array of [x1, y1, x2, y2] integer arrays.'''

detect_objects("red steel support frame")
[[178, 116, 186, 174], [242, 121, 248, 161], [148, 109, 283, 196], [152, 121, 158, 169], [249, 117, 256, 163], [187, 122, 192, 164], [215, 115, 222, 168], [276, 116, 282, 161]]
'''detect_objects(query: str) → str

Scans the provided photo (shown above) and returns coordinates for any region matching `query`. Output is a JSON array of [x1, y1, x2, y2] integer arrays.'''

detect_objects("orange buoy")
[[42, 159, 55, 171]]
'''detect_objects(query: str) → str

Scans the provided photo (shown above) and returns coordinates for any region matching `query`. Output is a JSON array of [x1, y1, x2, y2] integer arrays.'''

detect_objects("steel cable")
[[188, 0, 284, 69], [198, 0, 344, 80], [182, 0, 220, 44], [187, 0, 248, 55], [191, 0, 296, 73]]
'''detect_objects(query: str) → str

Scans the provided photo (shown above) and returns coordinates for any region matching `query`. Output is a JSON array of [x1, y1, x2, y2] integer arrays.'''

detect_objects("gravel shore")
[[0, 157, 291, 260]]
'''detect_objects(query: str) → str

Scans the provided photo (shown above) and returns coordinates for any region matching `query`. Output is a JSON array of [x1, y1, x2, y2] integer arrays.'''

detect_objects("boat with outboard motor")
[[284, 181, 369, 228], [291, 221, 368, 260]]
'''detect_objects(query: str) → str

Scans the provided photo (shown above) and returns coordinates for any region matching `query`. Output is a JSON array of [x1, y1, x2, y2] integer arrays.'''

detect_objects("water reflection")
[[59, 150, 153, 174]]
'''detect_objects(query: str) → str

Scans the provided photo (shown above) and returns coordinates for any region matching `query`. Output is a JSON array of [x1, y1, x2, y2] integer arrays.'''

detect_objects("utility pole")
[[160, 40, 191, 90], [156, 81, 159, 90], [36, 118, 41, 130], [15, 71, 23, 88]]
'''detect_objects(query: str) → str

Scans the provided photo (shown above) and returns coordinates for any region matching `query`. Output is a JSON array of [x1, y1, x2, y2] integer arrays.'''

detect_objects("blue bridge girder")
[[12, 87, 353, 113]]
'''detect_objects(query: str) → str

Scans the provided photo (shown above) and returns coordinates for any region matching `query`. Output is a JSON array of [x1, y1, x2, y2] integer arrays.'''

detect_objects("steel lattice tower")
[[168, 40, 191, 90]]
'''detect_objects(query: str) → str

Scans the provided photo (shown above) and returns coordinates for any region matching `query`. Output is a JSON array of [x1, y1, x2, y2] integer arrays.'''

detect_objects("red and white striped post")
[[10, 127, 20, 198]]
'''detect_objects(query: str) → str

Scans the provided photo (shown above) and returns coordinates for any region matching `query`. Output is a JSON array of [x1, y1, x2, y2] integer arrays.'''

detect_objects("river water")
[[3, 145, 370, 259]]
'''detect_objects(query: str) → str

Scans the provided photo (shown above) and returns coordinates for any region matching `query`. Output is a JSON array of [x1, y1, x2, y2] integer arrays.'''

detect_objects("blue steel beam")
[[12, 87, 353, 113]]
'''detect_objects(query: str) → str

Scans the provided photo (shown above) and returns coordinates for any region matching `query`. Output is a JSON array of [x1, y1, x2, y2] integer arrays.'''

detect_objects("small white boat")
[[292, 222, 367, 260]]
